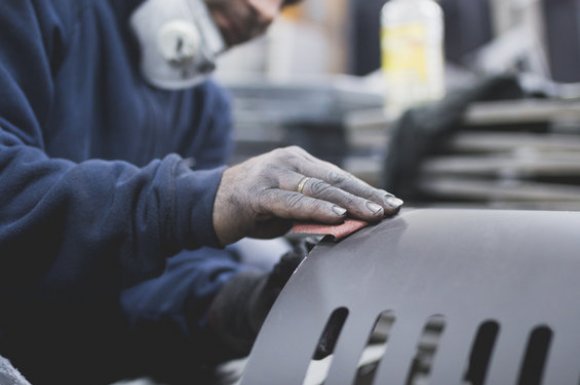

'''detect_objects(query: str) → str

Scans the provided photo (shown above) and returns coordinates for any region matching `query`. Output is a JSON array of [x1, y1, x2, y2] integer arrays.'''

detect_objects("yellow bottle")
[[381, 0, 445, 118]]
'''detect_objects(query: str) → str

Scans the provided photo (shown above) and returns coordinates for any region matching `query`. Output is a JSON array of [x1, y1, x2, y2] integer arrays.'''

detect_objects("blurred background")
[[215, 0, 580, 211]]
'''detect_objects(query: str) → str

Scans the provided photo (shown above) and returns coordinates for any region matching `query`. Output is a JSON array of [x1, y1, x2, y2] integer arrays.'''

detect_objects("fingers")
[[272, 147, 403, 217], [257, 189, 348, 224], [213, 146, 404, 247], [294, 157, 403, 215], [282, 173, 387, 221]]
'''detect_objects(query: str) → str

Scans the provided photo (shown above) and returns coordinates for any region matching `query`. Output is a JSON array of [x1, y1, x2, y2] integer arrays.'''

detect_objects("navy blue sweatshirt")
[[0, 1, 242, 383]]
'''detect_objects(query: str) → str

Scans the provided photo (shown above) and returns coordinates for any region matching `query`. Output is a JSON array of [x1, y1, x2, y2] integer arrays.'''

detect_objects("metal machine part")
[[240, 209, 580, 385], [130, 0, 225, 90]]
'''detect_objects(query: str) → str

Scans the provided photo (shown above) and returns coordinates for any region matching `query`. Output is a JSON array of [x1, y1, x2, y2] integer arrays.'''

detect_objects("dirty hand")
[[213, 146, 404, 245]]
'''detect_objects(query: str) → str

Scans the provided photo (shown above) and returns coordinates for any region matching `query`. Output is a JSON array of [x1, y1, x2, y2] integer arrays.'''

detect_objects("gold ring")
[[297, 176, 310, 194]]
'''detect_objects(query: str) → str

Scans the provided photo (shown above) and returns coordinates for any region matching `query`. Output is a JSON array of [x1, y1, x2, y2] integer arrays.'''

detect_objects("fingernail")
[[332, 206, 347, 217], [386, 196, 404, 208], [366, 202, 384, 215]]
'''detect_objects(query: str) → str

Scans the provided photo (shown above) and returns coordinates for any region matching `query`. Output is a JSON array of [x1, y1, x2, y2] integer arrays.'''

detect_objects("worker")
[[0, 0, 403, 384]]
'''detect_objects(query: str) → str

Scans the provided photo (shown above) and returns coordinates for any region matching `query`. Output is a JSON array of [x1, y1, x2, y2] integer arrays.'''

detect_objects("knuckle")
[[285, 152, 305, 170], [270, 148, 286, 160], [258, 168, 279, 184], [276, 146, 296, 156], [327, 170, 347, 186], [311, 201, 329, 216], [345, 198, 357, 208], [253, 190, 272, 213], [286, 145, 301, 152], [308, 179, 331, 196], [268, 150, 297, 170], [287, 146, 308, 158], [342, 196, 358, 208], [286, 193, 305, 211]]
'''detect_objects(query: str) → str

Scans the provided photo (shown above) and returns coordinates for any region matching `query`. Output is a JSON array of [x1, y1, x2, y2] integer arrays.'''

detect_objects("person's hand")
[[213, 146, 404, 245], [205, 0, 284, 47]]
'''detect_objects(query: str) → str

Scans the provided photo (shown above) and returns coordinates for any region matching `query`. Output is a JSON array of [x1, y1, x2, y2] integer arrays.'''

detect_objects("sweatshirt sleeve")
[[0, 1, 223, 296], [191, 81, 236, 170]]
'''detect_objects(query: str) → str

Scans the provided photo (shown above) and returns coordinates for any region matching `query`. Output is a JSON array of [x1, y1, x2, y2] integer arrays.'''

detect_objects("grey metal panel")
[[323, 313, 380, 385], [426, 317, 482, 384], [542, 334, 580, 385], [482, 322, 534, 385], [240, 209, 580, 385], [372, 316, 429, 385]]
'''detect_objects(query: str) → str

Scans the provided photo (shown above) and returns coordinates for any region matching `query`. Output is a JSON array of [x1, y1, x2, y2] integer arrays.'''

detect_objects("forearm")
[[0, 136, 224, 296]]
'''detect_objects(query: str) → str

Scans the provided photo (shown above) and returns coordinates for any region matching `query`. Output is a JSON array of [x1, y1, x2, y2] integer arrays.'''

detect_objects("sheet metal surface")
[[241, 209, 580, 385]]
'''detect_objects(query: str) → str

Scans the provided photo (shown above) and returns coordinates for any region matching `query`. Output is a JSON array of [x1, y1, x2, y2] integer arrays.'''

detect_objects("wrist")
[[174, 164, 226, 249]]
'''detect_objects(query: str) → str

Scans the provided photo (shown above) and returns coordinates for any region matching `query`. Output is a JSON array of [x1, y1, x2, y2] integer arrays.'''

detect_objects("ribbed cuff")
[[173, 162, 226, 250]]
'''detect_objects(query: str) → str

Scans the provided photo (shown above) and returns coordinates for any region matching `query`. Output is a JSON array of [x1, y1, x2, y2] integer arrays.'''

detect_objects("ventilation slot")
[[462, 321, 500, 385], [302, 307, 349, 385], [517, 326, 553, 385], [404, 315, 446, 385], [352, 311, 396, 385]]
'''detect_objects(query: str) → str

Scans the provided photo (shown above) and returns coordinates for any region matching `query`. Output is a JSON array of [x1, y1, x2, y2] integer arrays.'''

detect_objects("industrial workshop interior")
[[1, 0, 580, 385]]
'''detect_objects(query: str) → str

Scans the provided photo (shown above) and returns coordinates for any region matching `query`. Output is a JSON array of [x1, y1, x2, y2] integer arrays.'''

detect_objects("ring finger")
[[283, 172, 386, 221]]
